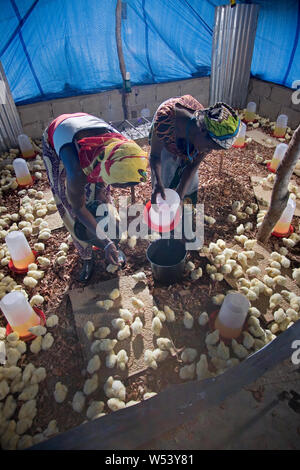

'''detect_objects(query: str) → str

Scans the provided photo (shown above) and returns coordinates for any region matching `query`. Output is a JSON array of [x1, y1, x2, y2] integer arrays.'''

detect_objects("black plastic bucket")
[[146, 238, 187, 284]]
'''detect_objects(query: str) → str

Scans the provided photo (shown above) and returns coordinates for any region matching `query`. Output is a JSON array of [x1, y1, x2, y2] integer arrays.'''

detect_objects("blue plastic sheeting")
[[0, 0, 299, 104], [250, 0, 300, 88]]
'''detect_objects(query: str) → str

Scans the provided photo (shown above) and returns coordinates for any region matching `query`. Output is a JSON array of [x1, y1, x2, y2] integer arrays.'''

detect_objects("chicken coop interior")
[[0, 0, 300, 452]]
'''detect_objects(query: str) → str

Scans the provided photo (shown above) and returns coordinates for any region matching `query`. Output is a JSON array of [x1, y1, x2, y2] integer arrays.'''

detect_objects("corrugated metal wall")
[[209, 3, 260, 109], [0, 61, 23, 152]]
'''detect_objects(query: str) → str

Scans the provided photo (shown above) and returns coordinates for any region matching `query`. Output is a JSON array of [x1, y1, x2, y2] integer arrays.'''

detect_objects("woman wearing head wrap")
[[149, 95, 240, 205], [42, 113, 148, 282]]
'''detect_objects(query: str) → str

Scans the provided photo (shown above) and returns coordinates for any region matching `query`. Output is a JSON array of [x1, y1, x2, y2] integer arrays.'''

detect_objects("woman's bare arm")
[[149, 132, 166, 203], [60, 144, 119, 263]]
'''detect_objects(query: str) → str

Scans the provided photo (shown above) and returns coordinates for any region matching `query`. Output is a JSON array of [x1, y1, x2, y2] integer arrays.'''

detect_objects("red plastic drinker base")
[[17, 175, 35, 189], [232, 142, 245, 149], [8, 250, 38, 274], [266, 162, 276, 173], [272, 224, 294, 238], [5, 306, 46, 342]]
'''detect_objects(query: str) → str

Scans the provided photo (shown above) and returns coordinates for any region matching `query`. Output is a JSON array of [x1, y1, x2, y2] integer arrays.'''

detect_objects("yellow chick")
[[130, 316, 143, 335], [157, 337, 173, 351], [205, 329, 220, 346], [117, 325, 131, 341], [132, 272, 147, 282], [179, 363, 195, 380], [41, 333, 54, 351], [198, 311, 209, 326], [99, 339, 118, 352], [83, 373, 98, 396], [106, 351, 117, 369], [116, 350, 128, 371], [30, 367, 46, 385], [232, 339, 249, 359], [86, 401, 105, 420], [54, 382, 68, 403], [119, 308, 134, 323], [106, 263, 119, 273], [46, 315, 58, 328], [111, 318, 126, 331], [87, 355, 101, 374], [131, 297, 145, 310], [183, 311, 194, 329], [164, 305, 175, 322], [94, 327, 110, 339], [107, 398, 126, 411], [28, 325, 46, 336], [107, 288, 120, 302], [153, 348, 169, 363], [269, 293, 283, 309], [72, 391, 85, 413], [181, 348, 197, 364], [216, 341, 230, 361], [196, 354, 211, 380], [144, 350, 158, 370], [152, 316, 163, 336]]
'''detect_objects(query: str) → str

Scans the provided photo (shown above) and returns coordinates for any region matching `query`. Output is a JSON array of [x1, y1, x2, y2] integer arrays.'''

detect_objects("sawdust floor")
[[1, 136, 300, 444]]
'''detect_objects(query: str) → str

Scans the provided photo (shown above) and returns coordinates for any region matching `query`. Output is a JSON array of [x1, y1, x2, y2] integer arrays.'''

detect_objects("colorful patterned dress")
[[42, 119, 114, 260]]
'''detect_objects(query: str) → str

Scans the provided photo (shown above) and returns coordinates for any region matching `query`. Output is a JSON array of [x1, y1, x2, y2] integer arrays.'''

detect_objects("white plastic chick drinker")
[[17, 134, 35, 159], [0, 291, 40, 337], [274, 114, 288, 138], [13, 158, 33, 186], [5, 231, 35, 270], [273, 195, 296, 236], [215, 292, 250, 339], [269, 143, 288, 172], [245, 101, 256, 122]]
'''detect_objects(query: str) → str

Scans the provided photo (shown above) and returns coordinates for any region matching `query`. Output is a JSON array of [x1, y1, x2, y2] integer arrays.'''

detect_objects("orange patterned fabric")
[[152, 95, 204, 159]]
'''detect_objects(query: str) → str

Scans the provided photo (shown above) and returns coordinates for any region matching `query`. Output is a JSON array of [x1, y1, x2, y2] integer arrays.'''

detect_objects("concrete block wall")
[[16, 77, 210, 139], [247, 78, 300, 129]]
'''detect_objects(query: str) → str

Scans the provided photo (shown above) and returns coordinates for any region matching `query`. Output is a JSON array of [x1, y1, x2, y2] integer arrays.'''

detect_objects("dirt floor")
[[0, 131, 300, 448]]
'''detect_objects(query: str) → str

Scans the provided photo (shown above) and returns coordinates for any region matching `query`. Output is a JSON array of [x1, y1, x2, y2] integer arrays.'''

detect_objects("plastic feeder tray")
[[5, 306, 46, 342]]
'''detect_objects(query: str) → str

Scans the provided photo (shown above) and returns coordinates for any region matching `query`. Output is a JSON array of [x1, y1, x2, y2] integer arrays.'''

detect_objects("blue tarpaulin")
[[0, 0, 299, 105]]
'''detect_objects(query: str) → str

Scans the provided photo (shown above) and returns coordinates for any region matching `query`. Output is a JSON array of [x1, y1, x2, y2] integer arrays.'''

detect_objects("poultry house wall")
[[16, 76, 299, 140]]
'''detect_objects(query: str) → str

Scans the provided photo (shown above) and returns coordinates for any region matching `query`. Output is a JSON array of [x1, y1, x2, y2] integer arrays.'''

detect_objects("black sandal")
[[76, 258, 94, 283]]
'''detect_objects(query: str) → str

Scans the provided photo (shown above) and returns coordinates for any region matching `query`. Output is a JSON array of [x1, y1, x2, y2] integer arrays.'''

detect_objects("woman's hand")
[[104, 241, 120, 265], [151, 183, 166, 205]]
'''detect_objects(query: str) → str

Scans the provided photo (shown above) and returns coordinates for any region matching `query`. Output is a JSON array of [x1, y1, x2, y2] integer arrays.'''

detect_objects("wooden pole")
[[115, 0, 135, 203], [257, 124, 300, 244], [115, 0, 129, 120]]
